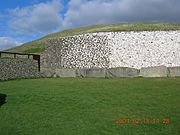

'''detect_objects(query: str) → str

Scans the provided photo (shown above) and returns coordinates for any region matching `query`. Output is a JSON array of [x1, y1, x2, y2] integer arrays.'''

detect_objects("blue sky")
[[0, 0, 180, 50]]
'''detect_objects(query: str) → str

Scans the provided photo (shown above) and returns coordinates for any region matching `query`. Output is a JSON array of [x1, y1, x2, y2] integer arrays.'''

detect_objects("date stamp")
[[115, 117, 170, 124]]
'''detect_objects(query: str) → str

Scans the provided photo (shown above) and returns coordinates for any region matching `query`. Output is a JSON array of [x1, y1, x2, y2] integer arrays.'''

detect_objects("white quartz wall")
[[45, 31, 180, 69], [45, 34, 110, 69], [108, 31, 180, 69]]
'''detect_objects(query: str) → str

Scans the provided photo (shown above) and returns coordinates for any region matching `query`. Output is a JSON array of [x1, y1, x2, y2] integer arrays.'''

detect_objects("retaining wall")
[[167, 67, 180, 77], [40, 66, 180, 78], [1, 59, 179, 79], [55, 69, 76, 77], [45, 34, 110, 69], [106, 67, 139, 77], [0, 59, 40, 80], [44, 31, 180, 69], [85, 68, 106, 77], [139, 66, 168, 77]]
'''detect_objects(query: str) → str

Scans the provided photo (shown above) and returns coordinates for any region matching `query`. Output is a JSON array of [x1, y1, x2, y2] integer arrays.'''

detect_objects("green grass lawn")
[[0, 78, 180, 135]]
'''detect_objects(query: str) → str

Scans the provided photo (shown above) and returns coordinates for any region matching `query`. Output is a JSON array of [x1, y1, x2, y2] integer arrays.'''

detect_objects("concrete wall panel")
[[167, 67, 180, 77], [140, 66, 167, 77], [107, 67, 139, 77]]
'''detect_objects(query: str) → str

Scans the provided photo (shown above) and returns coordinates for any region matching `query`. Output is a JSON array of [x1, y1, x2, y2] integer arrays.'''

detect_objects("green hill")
[[6, 22, 180, 54]]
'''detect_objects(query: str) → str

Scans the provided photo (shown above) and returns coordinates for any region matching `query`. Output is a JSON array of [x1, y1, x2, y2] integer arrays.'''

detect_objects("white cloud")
[[9, 0, 63, 36], [0, 37, 22, 51], [5, 0, 180, 39], [63, 0, 180, 28]]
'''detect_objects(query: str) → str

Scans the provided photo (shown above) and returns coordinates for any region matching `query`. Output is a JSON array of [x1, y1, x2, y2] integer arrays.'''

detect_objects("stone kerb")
[[139, 66, 168, 77], [55, 68, 76, 77], [76, 69, 87, 77], [41, 66, 180, 78], [40, 68, 55, 77], [106, 67, 139, 78], [167, 67, 180, 77], [85, 68, 106, 78]]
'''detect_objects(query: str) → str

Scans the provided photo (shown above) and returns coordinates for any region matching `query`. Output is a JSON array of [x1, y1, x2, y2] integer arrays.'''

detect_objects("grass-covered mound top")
[[6, 22, 180, 54]]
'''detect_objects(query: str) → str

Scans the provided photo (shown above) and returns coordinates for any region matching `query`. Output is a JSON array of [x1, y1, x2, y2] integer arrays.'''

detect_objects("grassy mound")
[[6, 22, 180, 54], [0, 78, 179, 134]]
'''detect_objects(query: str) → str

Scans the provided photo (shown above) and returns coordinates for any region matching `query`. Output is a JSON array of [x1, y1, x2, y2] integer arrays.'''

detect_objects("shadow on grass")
[[0, 93, 7, 107]]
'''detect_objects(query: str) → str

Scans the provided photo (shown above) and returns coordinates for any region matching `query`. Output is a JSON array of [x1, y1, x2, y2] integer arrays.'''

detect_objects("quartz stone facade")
[[44, 31, 180, 69], [0, 59, 40, 80]]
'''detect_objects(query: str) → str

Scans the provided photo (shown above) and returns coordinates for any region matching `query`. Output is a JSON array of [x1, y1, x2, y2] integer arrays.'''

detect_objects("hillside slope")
[[6, 22, 180, 54]]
